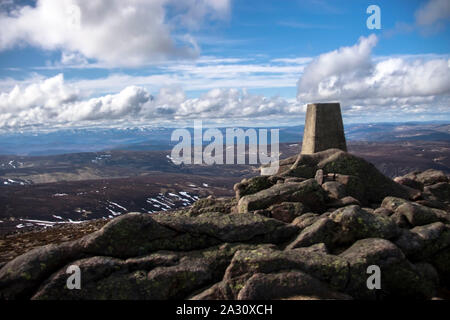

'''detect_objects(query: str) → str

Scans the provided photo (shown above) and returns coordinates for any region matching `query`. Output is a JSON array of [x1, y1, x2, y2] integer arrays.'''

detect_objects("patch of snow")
[[53, 193, 68, 197], [68, 219, 83, 224], [106, 208, 121, 216], [202, 183, 209, 187], [148, 198, 171, 208], [179, 191, 196, 201], [107, 201, 127, 211], [168, 192, 183, 200]]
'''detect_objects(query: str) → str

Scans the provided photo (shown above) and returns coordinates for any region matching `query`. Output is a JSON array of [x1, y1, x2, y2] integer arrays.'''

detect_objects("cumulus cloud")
[[0, 74, 299, 129], [0, 0, 230, 66], [297, 35, 450, 117], [415, 0, 450, 26]]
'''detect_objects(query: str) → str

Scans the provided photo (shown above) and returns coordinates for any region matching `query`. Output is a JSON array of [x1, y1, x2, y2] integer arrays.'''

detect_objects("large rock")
[[286, 218, 339, 250], [424, 182, 450, 203], [394, 202, 440, 227], [0, 212, 298, 299], [287, 205, 399, 250], [0, 241, 85, 300], [382, 197, 450, 227], [237, 271, 352, 300], [340, 238, 437, 299], [263, 202, 306, 223], [188, 197, 236, 216], [32, 244, 262, 300], [222, 246, 351, 299], [237, 179, 326, 214], [280, 149, 412, 204], [153, 212, 299, 244], [400, 169, 449, 187], [233, 176, 282, 200], [394, 176, 424, 191], [394, 222, 450, 261], [322, 181, 346, 199], [290, 213, 320, 230]]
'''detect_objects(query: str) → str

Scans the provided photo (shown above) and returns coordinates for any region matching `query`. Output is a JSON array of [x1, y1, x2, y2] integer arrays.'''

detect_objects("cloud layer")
[[297, 34, 450, 119], [0, 0, 230, 66], [0, 74, 300, 129]]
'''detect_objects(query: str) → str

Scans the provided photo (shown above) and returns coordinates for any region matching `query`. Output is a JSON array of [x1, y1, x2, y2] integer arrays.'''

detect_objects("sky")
[[0, 0, 449, 131]]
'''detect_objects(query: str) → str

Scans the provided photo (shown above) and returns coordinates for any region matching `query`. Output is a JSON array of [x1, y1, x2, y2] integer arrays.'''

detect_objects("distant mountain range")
[[0, 122, 449, 156]]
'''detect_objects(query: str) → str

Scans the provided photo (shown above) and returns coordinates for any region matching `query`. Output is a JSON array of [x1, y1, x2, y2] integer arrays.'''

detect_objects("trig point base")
[[301, 103, 347, 154]]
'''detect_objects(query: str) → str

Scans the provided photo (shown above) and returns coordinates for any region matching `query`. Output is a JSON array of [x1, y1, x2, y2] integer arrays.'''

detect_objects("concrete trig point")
[[301, 103, 347, 154]]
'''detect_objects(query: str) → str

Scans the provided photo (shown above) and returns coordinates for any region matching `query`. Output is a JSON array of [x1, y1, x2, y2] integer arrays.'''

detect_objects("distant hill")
[[0, 122, 449, 156]]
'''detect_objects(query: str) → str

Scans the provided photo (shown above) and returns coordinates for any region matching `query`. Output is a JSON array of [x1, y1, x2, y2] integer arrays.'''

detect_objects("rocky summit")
[[0, 148, 449, 300]]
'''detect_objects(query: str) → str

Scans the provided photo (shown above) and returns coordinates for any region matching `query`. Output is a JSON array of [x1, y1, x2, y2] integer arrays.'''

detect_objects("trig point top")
[[301, 103, 347, 154]]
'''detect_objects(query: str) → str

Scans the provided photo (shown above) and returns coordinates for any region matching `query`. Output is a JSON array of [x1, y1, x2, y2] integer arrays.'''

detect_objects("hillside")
[[0, 148, 449, 300]]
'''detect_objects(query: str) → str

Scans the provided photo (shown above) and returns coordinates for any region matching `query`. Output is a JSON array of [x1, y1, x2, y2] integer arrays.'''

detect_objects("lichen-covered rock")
[[233, 176, 283, 200], [394, 222, 450, 261], [237, 271, 352, 300], [281, 149, 342, 178], [382, 197, 449, 227], [32, 244, 264, 300], [326, 196, 361, 209], [278, 149, 414, 204], [315, 169, 325, 185], [340, 238, 437, 299], [394, 176, 424, 191], [381, 197, 410, 211], [322, 181, 346, 200], [0, 241, 85, 300], [223, 246, 350, 299], [286, 218, 338, 250], [394, 202, 440, 227], [81, 213, 180, 258], [153, 212, 299, 244], [264, 202, 306, 223], [318, 151, 413, 203], [402, 169, 449, 187], [237, 179, 326, 214], [0, 212, 299, 299], [373, 207, 393, 217], [332, 174, 366, 204], [287, 205, 399, 250], [188, 197, 236, 216], [290, 213, 320, 230], [424, 182, 450, 203], [330, 206, 400, 243]]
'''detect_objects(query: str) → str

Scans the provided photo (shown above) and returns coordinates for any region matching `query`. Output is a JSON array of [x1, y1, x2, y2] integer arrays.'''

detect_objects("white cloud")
[[298, 34, 378, 96], [297, 35, 450, 117], [0, 0, 230, 67], [415, 0, 450, 26], [0, 74, 299, 129]]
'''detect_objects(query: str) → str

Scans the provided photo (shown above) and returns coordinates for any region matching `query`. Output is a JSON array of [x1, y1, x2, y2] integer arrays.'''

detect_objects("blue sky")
[[0, 0, 449, 131]]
